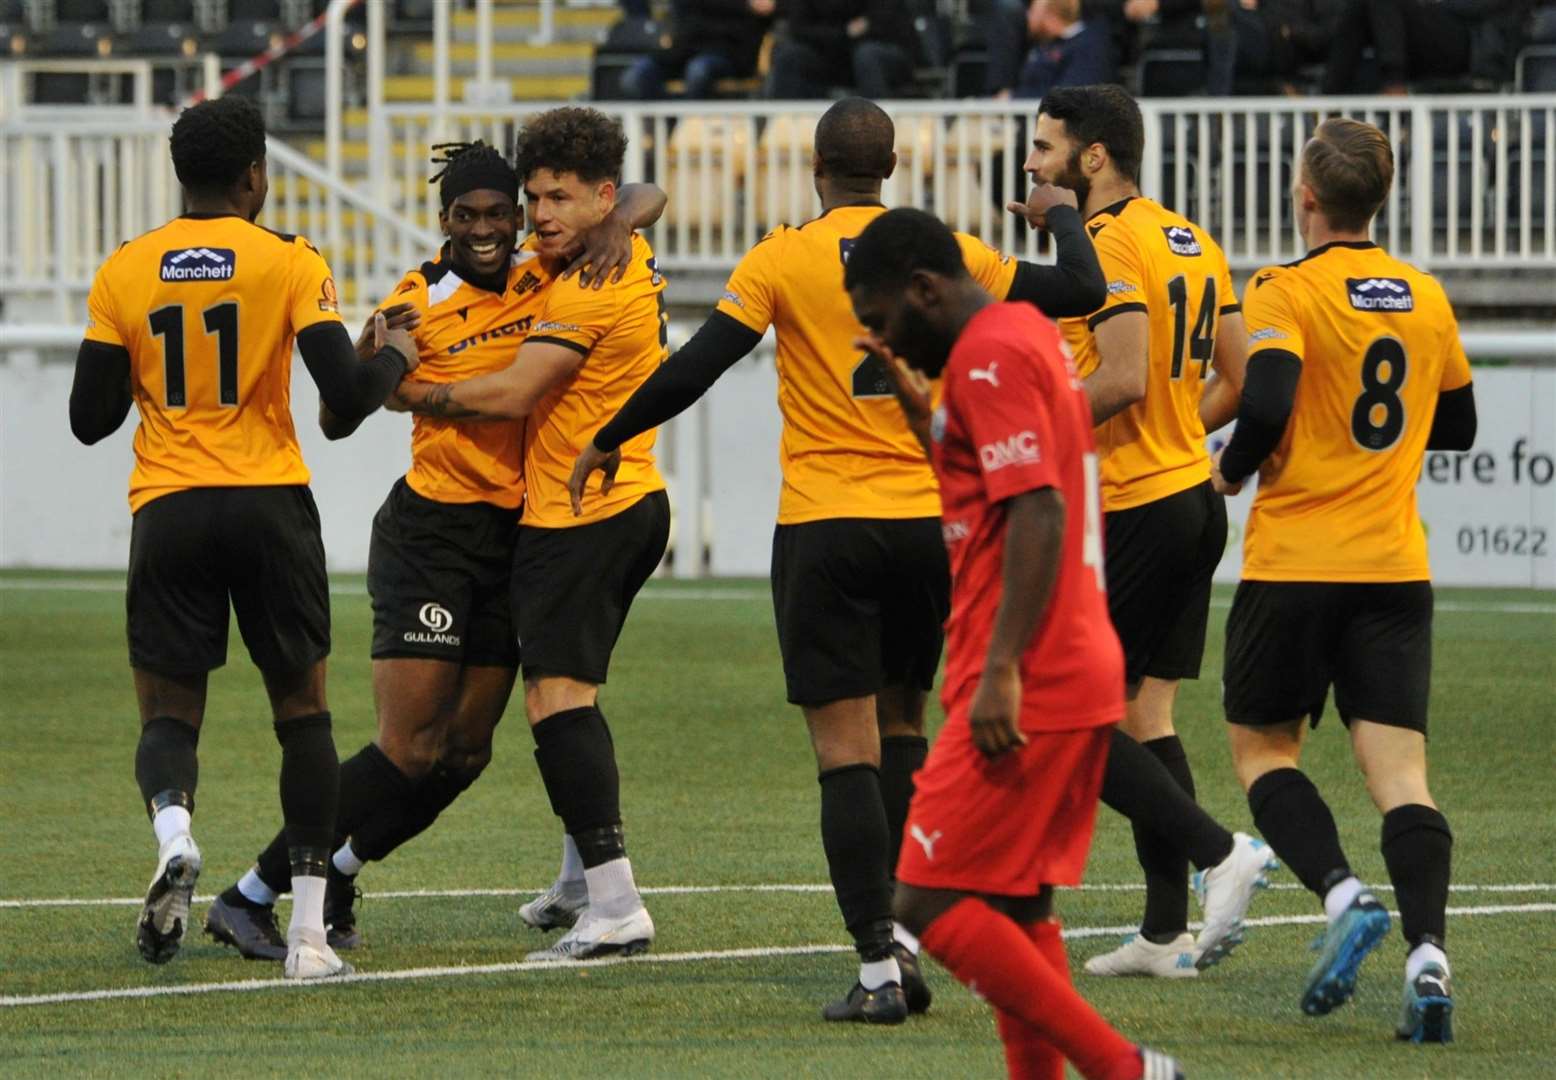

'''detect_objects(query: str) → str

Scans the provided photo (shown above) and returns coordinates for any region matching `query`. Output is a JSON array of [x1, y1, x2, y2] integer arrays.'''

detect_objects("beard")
[[1055, 147, 1091, 209], [897, 301, 957, 379]]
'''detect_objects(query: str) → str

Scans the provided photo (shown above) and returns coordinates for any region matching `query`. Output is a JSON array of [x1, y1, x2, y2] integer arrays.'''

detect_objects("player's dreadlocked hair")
[[511, 107, 626, 186], [843, 208, 968, 296], [170, 96, 267, 195], [429, 140, 519, 210]]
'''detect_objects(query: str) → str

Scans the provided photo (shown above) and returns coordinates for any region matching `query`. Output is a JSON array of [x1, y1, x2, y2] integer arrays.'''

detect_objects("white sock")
[[1323, 876, 1365, 923], [1405, 941, 1450, 982], [892, 921, 920, 956], [152, 805, 191, 849], [237, 868, 278, 907], [332, 840, 364, 877], [860, 955, 902, 990], [583, 856, 641, 919], [559, 834, 585, 885], [289, 873, 327, 948]]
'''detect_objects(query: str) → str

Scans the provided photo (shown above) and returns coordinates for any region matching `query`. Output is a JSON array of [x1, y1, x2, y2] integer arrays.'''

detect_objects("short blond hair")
[[1302, 118, 1394, 232]]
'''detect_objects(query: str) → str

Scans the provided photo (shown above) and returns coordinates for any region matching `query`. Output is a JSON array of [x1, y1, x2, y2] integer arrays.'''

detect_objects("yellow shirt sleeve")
[[715, 228, 782, 334], [1430, 281, 1473, 391], [1241, 269, 1305, 361], [82, 255, 124, 347], [1086, 224, 1149, 331], [1217, 256, 1240, 316], [530, 274, 620, 356], [957, 233, 1018, 298], [288, 238, 345, 334]]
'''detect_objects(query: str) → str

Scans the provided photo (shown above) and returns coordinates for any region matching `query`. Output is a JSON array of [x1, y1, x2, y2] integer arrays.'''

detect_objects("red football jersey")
[[931, 302, 1124, 733]]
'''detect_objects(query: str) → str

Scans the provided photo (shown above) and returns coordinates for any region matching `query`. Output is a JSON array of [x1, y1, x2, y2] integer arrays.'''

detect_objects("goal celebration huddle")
[[72, 85, 1477, 1078]]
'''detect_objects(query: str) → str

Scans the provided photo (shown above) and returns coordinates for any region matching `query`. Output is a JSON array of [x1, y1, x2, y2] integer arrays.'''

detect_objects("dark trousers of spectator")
[[766, 38, 914, 99], [619, 0, 651, 16], [982, 0, 1029, 94], [1321, 0, 1470, 93], [622, 50, 739, 99]]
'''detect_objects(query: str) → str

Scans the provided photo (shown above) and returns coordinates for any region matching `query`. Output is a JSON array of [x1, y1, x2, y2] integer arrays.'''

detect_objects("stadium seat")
[[286, 60, 327, 123], [590, 16, 663, 99], [1515, 45, 1556, 91], [394, 0, 437, 23], [209, 18, 277, 58], [39, 22, 111, 56], [1529, 5, 1556, 43], [227, 0, 284, 19], [122, 22, 197, 56], [54, 0, 112, 23], [142, 0, 199, 20], [590, 52, 637, 100], [1138, 49, 1206, 97], [32, 71, 91, 103]]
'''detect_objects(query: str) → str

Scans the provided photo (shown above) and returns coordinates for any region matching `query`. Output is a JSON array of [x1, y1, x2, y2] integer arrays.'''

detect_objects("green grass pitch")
[[2, 571, 1552, 1078]]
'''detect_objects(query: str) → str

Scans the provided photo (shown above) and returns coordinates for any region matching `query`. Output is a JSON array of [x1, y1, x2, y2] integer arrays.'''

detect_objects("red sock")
[[996, 1007, 1064, 1080], [921, 898, 1141, 1080], [1028, 918, 1072, 983]]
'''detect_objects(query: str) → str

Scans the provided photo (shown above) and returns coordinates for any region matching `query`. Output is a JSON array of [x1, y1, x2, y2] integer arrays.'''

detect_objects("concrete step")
[[383, 73, 589, 102], [449, 5, 617, 45]]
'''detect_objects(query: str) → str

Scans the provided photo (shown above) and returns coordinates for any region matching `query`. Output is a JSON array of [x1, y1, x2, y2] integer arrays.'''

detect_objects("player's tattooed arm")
[[394, 339, 584, 420], [1085, 309, 1148, 424], [970, 488, 1065, 758]]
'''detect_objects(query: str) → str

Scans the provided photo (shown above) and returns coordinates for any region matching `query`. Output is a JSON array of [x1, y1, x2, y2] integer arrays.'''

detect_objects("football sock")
[[1248, 767, 1352, 899], [332, 840, 364, 877], [254, 742, 407, 895], [559, 833, 585, 884], [351, 761, 481, 862], [892, 921, 921, 956], [879, 735, 929, 877], [1406, 940, 1451, 982], [274, 712, 339, 866], [1323, 876, 1365, 923], [289, 872, 328, 948], [233, 871, 276, 908], [1381, 803, 1453, 949], [817, 763, 895, 961], [1132, 735, 1195, 940], [151, 801, 192, 849], [859, 954, 902, 991], [995, 1008, 1065, 1080], [134, 715, 199, 819], [582, 854, 642, 919], [1102, 728, 1234, 871], [532, 706, 623, 838], [920, 898, 1141, 1080]]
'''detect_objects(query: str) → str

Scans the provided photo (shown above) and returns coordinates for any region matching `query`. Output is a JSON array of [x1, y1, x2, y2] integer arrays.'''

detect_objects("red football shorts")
[[896, 719, 1113, 896]]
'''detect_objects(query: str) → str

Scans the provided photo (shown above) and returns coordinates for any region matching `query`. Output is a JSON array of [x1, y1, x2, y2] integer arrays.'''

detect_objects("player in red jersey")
[[846, 207, 1183, 1080]]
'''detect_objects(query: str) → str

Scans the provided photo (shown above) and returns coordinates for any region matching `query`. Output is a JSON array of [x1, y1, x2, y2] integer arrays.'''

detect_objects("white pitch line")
[[4, 903, 1551, 1009], [4, 880, 1553, 911], [2, 578, 1551, 613]]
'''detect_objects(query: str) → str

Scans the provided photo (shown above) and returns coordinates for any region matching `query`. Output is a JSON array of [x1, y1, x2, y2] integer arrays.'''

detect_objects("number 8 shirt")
[[932, 301, 1123, 732], [1238, 241, 1472, 581]]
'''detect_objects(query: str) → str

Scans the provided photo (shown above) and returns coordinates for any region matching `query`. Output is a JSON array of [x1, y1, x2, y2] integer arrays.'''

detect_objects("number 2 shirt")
[[83, 214, 345, 511], [932, 301, 1123, 734], [1240, 241, 1472, 582]]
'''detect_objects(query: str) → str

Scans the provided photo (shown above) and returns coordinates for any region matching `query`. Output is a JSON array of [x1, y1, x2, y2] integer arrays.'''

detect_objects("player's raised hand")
[[967, 663, 1027, 759], [568, 439, 623, 516], [1006, 182, 1078, 230], [354, 303, 420, 360], [563, 211, 635, 289], [1209, 447, 1243, 496], [378, 313, 421, 375]]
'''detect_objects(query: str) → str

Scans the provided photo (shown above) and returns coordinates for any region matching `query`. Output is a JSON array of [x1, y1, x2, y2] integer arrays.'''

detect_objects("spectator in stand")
[[1321, 0, 1531, 93], [620, 0, 774, 100], [1224, 0, 1344, 94], [1102, 0, 1207, 63], [1006, 0, 1117, 99], [765, 0, 919, 99]]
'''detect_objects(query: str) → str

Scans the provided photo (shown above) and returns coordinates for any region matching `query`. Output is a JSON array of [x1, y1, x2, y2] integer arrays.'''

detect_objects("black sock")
[[532, 706, 623, 850], [255, 742, 411, 894], [1129, 735, 1196, 940], [134, 716, 199, 819], [879, 735, 928, 881], [274, 712, 339, 876], [818, 764, 894, 962], [1247, 767, 1351, 899], [1101, 729, 1234, 866], [1381, 803, 1453, 949], [352, 760, 483, 863]]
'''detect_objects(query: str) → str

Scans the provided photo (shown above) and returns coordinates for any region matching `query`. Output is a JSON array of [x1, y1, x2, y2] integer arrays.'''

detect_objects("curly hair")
[[512, 107, 626, 186], [170, 96, 267, 195]]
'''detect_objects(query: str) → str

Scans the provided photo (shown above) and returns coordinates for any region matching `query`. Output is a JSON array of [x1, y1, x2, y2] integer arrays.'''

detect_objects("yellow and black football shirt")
[[1239, 241, 1471, 582], [715, 204, 1017, 525], [379, 247, 552, 511], [83, 213, 344, 512], [520, 231, 668, 528], [1059, 196, 1239, 512]]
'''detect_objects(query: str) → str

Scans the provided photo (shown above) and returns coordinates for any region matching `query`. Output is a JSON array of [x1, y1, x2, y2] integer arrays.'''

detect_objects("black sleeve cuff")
[[1087, 302, 1147, 331], [1426, 382, 1477, 451]]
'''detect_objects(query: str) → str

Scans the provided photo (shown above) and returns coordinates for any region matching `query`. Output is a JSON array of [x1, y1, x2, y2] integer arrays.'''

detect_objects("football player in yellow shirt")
[[1211, 118, 1475, 1041], [568, 97, 1108, 1022], [1023, 84, 1281, 980], [204, 142, 668, 961], [392, 107, 669, 961], [69, 96, 414, 979]]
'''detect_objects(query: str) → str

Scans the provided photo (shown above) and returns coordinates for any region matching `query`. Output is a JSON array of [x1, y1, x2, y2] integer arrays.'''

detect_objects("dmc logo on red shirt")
[[979, 432, 1041, 472]]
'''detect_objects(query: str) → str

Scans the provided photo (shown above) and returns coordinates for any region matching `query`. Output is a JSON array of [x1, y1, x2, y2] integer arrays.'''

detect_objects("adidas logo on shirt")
[[1346, 277, 1415, 312], [159, 247, 236, 282]]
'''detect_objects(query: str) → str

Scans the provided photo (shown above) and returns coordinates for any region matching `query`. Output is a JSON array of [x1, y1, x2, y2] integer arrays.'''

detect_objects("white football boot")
[[1084, 932, 1201, 978]]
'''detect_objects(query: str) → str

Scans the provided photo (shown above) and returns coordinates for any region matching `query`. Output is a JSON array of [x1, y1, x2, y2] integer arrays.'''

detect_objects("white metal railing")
[[375, 96, 1556, 274], [0, 120, 438, 323]]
